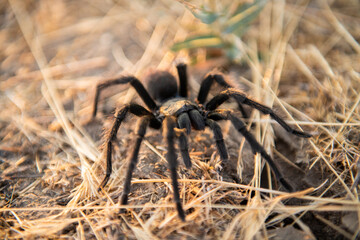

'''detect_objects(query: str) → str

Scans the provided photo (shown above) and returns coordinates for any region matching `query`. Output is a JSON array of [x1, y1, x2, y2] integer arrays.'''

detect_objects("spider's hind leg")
[[176, 63, 188, 98], [92, 76, 157, 118]]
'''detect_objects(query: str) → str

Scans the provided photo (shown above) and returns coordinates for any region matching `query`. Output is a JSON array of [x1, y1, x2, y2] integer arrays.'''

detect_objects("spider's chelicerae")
[[92, 63, 311, 221]]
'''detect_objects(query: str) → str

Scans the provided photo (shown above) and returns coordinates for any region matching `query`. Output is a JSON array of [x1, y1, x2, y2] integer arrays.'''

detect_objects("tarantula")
[[92, 63, 311, 221]]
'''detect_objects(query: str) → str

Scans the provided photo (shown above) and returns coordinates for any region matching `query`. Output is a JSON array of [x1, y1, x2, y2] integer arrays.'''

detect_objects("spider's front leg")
[[176, 112, 194, 169], [98, 103, 157, 191], [205, 119, 241, 183], [205, 119, 228, 161], [206, 88, 312, 138], [176, 127, 192, 169], [208, 111, 294, 191], [163, 116, 186, 221], [230, 114, 295, 191], [120, 117, 150, 206]]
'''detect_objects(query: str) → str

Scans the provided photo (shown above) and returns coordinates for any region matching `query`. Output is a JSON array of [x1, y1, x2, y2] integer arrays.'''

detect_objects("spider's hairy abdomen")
[[160, 99, 197, 117], [145, 71, 178, 102]]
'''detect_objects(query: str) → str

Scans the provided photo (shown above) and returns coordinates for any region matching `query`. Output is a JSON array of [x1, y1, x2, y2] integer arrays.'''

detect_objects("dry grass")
[[1, 0, 360, 239]]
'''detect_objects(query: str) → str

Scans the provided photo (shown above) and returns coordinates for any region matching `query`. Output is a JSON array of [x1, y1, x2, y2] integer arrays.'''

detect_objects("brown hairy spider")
[[92, 63, 311, 221]]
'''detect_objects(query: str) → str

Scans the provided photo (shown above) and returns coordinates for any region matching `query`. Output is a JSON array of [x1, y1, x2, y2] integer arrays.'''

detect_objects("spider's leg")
[[177, 113, 192, 168], [120, 117, 149, 206], [177, 129, 191, 169], [163, 116, 186, 221], [98, 103, 158, 191], [206, 89, 311, 138], [177, 110, 221, 169], [229, 114, 294, 191], [205, 119, 228, 161], [205, 119, 240, 183], [208, 111, 294, 191], [197, 74, 248, 118], [92, 76, 157, 118], [198, 74, 231, 104], [176, 63, 188, 98]]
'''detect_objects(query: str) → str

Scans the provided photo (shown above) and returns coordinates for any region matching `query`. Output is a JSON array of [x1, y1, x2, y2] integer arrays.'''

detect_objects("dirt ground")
[[1, 0, 360, 239]]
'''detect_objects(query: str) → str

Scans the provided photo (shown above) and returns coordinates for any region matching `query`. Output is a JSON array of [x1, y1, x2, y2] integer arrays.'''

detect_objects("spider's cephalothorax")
[[92, 63, 311, 221]]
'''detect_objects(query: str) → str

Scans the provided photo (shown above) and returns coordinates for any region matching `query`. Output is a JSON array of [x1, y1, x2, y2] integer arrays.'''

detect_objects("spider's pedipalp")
[[93, 76, 157, 118], [188, 109, 205, 130], [206, 88, 311, 138], [178, 112, 191, 135], [163, 116, 186, 221]]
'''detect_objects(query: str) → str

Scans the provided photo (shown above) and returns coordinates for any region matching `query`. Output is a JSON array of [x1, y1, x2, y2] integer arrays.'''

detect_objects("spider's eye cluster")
[[146, 71, 178, 102]]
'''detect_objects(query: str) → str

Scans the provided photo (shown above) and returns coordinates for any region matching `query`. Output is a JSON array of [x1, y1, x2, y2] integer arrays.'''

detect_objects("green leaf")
[[192, 9, 220, 24], [223, 0, 266, 34], [224, 44, 242, 60], [182, 2, 220, 24], [171, 35, 224, 52]]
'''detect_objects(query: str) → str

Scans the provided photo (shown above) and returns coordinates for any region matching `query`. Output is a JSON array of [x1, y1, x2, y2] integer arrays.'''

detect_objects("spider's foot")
[[292, 129, 312, 138], [98, 176, 110, 192], [118, 195, 129, 214], [176, 202, 186, 222], [279, 178, 295, 192], [219, 161, 240, 184], [182, 153, 192, 169], [120, 194, 128, 205], [119, 208, 127, 214]]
